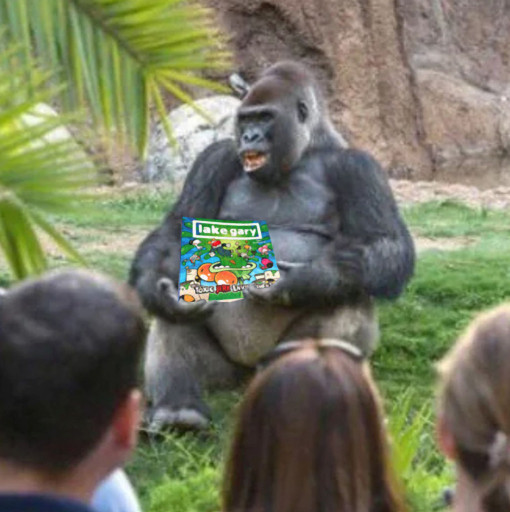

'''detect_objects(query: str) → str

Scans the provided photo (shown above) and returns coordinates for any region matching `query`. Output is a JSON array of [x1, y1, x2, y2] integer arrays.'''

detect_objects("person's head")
[[223, 339, 406, 512], [437, 304, 510, 512], [0, 269, 145, 491]]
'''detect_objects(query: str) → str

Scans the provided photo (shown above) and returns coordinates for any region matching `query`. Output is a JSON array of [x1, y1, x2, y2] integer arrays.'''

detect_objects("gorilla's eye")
[[297, 100, 308, 123], [257, 112, 274, 123]]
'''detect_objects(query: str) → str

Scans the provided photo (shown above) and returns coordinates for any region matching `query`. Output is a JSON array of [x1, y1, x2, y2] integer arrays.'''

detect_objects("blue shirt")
[[0, 494, 94, 512]]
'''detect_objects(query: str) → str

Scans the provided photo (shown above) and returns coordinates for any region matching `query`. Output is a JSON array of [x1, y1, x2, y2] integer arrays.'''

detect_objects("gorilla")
[[130, 61, 415, 431]]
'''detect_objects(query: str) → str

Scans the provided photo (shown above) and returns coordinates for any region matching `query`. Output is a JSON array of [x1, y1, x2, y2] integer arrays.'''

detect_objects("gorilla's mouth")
[[242, 151, 268, 172]]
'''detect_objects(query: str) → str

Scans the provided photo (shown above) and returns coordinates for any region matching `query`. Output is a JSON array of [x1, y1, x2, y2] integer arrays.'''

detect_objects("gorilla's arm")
[[246, 148, 414, 306], [129, 139, 242, 318], [326, 148, 415, 299]]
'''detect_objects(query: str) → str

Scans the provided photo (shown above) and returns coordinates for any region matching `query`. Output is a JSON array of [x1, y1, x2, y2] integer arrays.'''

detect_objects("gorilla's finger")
[[158, 277, 177, 295], [278, 261, 306, 271], [173, 299, 216, 319], [243, 286, 274, 303], [243, 282, 292, 306], [156, 277, 215, 318]]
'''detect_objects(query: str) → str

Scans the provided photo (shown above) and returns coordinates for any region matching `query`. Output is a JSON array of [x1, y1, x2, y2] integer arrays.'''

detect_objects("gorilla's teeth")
[[242, 152, 268, 172]]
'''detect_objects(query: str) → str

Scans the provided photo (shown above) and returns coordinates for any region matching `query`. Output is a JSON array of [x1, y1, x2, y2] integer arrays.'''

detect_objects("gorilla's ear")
[[228, 73, 250, 98], [297, 100, 309, 123]]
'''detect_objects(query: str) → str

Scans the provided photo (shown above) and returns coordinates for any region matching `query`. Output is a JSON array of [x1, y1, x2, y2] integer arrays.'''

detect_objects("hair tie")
[[489, 431, 509, 469], [317, 338, 364, 360], [256, 338, 364, 372]]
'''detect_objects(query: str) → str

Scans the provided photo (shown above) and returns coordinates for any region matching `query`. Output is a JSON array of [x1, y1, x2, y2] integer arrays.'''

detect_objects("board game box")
[[178, 217, 280, 302]]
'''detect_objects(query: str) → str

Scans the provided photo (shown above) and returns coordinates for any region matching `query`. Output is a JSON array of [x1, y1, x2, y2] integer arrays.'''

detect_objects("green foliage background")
[[0, 0, 227, 279]]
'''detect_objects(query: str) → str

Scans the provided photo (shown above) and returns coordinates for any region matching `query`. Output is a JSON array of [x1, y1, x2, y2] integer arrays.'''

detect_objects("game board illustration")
[[178, 217, 280, 302]]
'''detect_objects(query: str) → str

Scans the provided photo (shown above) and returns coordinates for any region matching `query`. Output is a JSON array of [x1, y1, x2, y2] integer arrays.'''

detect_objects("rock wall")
[[205, 0, 510, 183]]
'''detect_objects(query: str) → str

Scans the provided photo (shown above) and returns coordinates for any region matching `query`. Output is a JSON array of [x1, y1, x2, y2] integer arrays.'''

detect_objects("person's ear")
[[437, 414, 457, 460], [111, 389, 142, 453]]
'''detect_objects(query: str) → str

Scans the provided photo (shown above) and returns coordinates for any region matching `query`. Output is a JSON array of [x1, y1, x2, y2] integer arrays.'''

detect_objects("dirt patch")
[[57, 227, 476, 256], [391, 179, 510, 209], [8, 179, 505, 267], [76, 229, 146, 255], [83, 180, 500, 257], [111, 178, 510, 210], [413, 236, 477, 252], [39, 227, 147, 258]]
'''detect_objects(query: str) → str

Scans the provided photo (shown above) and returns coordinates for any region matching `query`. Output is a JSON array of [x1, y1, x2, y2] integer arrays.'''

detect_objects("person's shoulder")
[[92, 470, 142, 512]]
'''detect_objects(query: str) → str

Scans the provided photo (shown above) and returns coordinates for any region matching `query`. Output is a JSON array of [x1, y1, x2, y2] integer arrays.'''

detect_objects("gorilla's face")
[[235, 68, 318, 182]]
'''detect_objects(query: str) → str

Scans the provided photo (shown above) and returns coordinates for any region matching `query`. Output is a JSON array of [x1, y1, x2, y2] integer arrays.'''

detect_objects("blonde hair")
[[437, 304, 510, 511]]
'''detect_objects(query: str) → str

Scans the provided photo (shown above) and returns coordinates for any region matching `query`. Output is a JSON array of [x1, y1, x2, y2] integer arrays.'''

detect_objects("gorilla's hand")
[[243, 246, 364, 307], [242, 277, 293, 306], [157, 278, 216, 320]]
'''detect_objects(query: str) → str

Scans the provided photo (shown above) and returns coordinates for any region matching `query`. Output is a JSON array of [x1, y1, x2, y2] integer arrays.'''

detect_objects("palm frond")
[[0, 56, 95, 279], [0, 0, 231, 155]]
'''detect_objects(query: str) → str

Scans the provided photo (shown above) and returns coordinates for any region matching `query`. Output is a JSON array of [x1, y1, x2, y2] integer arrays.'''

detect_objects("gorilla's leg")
[[205, 300, 304, 366], [280, 297, 379, 356], [144, 319, 244, 431]]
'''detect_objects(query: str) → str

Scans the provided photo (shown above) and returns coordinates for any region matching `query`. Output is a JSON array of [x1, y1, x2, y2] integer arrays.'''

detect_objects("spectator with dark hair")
[[437, 304, 510, 512], [0, 269, 145, 512], [222, 339, 406, 512]]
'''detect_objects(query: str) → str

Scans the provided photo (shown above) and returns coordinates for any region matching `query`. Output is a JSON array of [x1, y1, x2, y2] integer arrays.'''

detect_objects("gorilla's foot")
[[146, 406, 210, 433]]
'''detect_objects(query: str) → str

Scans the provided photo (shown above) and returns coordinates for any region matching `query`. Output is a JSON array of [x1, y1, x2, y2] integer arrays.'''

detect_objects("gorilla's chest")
[[218, 167, 340, 262]]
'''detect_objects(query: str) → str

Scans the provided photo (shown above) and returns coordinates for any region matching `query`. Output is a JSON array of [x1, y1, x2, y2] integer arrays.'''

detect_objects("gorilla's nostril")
[[242, 130, 262, 144]]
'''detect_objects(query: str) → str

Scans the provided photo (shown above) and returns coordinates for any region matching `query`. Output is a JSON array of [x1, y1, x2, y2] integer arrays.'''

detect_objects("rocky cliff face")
[[206, 0, 510, 184]]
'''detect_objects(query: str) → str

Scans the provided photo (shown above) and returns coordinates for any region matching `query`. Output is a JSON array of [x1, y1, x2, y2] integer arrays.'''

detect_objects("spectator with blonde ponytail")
[[437, 304, 510, 512]]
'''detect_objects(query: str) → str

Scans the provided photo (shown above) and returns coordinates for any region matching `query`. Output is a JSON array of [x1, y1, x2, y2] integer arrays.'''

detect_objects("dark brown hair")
[[438, 304, 510, 512], [0, 269, 145, 473], [223, 340, 406, 512]]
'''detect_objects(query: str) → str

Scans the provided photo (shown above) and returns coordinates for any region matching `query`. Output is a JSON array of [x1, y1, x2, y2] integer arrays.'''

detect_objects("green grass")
[[4, 195, 510, 511], [403, 199, 510, 238], [46, 187, 174, 233]]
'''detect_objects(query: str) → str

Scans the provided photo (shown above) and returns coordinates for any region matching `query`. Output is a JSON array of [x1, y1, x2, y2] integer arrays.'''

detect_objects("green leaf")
[[30, 210, 88, 267], [0, 46, 96, 280], [0, 0, 231, 155], [0, 196, 47, 279]]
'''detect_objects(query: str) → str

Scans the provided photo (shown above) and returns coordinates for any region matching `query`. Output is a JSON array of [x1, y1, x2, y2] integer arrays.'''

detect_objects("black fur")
[[129, 140, 242, 320], [130, 142, 415, 311]]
